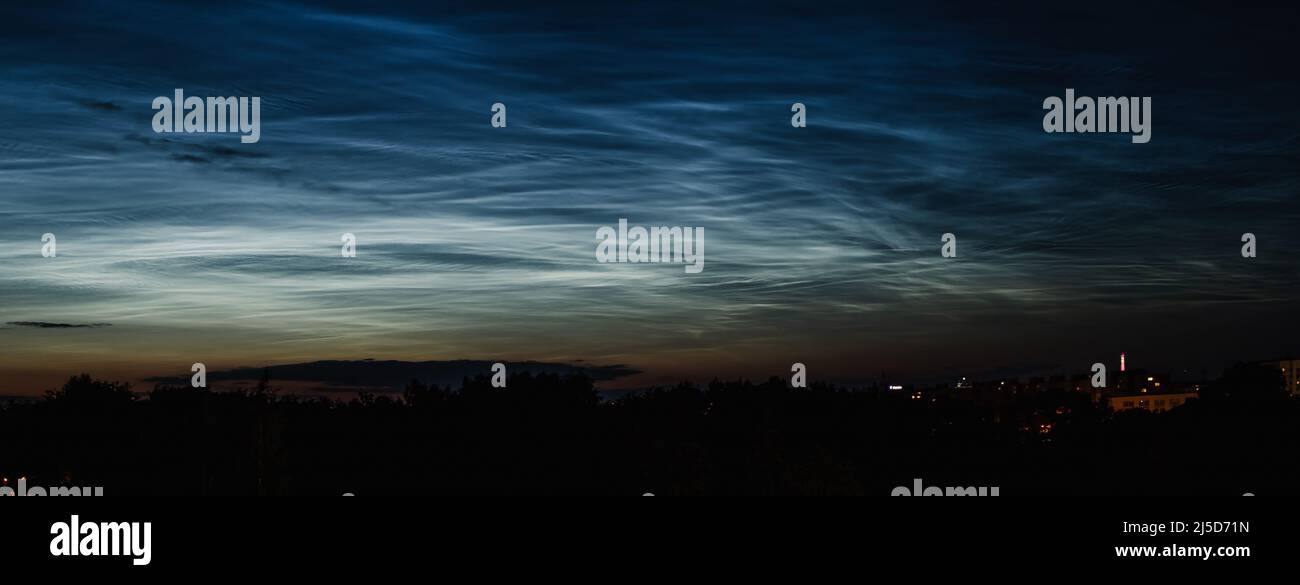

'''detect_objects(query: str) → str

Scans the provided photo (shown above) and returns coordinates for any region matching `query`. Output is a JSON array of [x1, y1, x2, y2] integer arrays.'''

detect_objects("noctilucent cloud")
[[1, 1, 1297, 395]]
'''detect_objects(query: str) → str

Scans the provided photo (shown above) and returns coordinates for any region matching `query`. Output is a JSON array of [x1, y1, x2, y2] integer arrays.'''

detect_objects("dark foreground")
[[1, 364, 1295, 495]]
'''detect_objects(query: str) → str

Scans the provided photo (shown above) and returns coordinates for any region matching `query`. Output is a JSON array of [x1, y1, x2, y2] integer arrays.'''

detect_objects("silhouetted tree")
[[43, 374, 135, 410], [254, 367, 276, 400]]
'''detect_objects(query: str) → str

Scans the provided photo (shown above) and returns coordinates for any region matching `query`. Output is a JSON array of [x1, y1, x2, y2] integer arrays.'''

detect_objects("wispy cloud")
[[0, 2, 1296, 392]]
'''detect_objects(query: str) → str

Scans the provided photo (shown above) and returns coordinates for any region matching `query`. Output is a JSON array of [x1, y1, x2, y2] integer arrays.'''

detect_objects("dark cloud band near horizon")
[[6, 322, 112, 329], [0, 1, 1297, 395], [140, 359, 640, 391]]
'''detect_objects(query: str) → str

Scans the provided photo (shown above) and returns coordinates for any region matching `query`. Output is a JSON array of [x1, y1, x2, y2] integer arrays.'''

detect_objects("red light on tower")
[[1121, 353, 1126, 372]]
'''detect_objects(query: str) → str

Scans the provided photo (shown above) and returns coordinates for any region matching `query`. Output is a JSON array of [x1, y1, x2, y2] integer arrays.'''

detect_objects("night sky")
[[1, 1, 1297, 395]]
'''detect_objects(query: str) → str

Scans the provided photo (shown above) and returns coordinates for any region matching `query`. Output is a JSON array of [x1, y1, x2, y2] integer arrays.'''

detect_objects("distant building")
[[1113, 368, 1168, 394], [1261, 359, 1300, 397], [1108, 391, 1197, 413], [1104, 362, 1197, 412]]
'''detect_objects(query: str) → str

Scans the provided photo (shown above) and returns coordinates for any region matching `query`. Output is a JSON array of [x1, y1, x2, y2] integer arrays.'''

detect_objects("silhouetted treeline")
[[1, 364, 1295, 495]]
